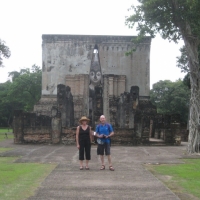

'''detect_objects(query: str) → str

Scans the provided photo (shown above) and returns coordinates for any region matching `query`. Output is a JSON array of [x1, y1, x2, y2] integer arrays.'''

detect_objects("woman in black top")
[[76, 116, 92, 170]]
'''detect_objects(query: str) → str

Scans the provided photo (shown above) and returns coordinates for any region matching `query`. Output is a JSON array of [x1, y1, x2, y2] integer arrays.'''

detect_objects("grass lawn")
[[0, 149, 57, 200], [146, 159, 200, 199], [0, 128, 13, 141]]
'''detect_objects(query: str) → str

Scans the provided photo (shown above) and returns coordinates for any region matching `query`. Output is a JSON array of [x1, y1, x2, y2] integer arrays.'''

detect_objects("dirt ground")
[[0, 139, 194, 200]]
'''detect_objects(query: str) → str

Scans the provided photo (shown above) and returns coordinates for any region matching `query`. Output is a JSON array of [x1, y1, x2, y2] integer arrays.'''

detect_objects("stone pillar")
[[103, 76, 110, 122], [119, 96, 125, 128], [79, 75, 84, 96], [129, 111, 134, 129], [57, 84, 67, 127], [66, 86, 74, 127], [51, 116, 61, 144], [75, 75, 79, 96], [82, 74, 89, 117], [57, 84, 74, 128], [117, 93, 126, 128], [141, 116, 150, 142], [108, 76, 114, 97], [113, 76, 118, 96], [118, 75, 126, 96], [66, 75, 85, 125], [13, 110, 24, 143], [66, 75, 75, 96]]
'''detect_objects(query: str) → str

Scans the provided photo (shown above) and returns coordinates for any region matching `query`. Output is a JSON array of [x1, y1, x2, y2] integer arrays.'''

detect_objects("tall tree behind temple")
[[0, 65, 41, 127], [0, 81, 12, 127], [126, 0, 200, 153], [176, 45, 200, 90], [0, 39, 11, 67], [150, 80, 190, 123]]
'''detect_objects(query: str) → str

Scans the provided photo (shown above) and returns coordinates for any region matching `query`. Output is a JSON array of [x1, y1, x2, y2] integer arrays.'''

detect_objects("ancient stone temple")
[[13, 34, 183, 145], [36, 34, 151, 123]]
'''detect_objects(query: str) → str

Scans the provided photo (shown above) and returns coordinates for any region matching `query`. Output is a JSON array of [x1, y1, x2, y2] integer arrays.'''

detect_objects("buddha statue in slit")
[[89, 49, 103, 125]]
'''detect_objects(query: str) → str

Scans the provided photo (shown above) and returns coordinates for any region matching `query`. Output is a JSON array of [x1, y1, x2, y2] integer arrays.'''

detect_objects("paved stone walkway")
[[0, 139, 189, 200]]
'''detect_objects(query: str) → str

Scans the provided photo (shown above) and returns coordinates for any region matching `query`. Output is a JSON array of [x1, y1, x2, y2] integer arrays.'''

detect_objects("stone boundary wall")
[[23, 127, 52, 143], [60, 128, 145, 146], [154, 123, 188, 143]]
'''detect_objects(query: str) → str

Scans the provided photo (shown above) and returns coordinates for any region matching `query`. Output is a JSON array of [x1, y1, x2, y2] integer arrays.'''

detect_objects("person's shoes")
[[100, 165, 105, 170], [109, 166, 115, 171], [85, 167, 90, 170], [80, 166, 84, 170]]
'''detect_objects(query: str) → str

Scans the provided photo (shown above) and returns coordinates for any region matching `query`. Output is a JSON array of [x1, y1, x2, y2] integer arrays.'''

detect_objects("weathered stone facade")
[[13, 34, 184, 145], [35, 35, 151, 124], [41, 35, 150, 96]]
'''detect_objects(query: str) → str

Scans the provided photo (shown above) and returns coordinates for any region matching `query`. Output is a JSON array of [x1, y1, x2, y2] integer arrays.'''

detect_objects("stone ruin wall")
[[154, 114, 187, 143], [13, 111, 52, 144], [13, 110, 185, 145], [14, 83, 184, 145], [65, 74, 89, 124]]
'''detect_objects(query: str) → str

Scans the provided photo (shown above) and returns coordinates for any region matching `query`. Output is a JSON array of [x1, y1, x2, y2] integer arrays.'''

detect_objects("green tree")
[[177, 46, 189, 73], [8, 71, 21, 82], [150, 80, 190, 123], [0, 65, 41, 127], [176, 45, 200, 89], [0, 81, 12, 127], [7, 65, 42, 111], [0, 39, 11, 67], [126, 0, 200, 153]]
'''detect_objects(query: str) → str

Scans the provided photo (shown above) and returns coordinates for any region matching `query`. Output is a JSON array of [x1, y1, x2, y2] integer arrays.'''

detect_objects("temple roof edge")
[[42, 34, 152, 44]]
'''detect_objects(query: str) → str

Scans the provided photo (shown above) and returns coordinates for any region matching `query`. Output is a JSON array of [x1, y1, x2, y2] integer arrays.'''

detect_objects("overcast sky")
[[0, 0, 185, 88]]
